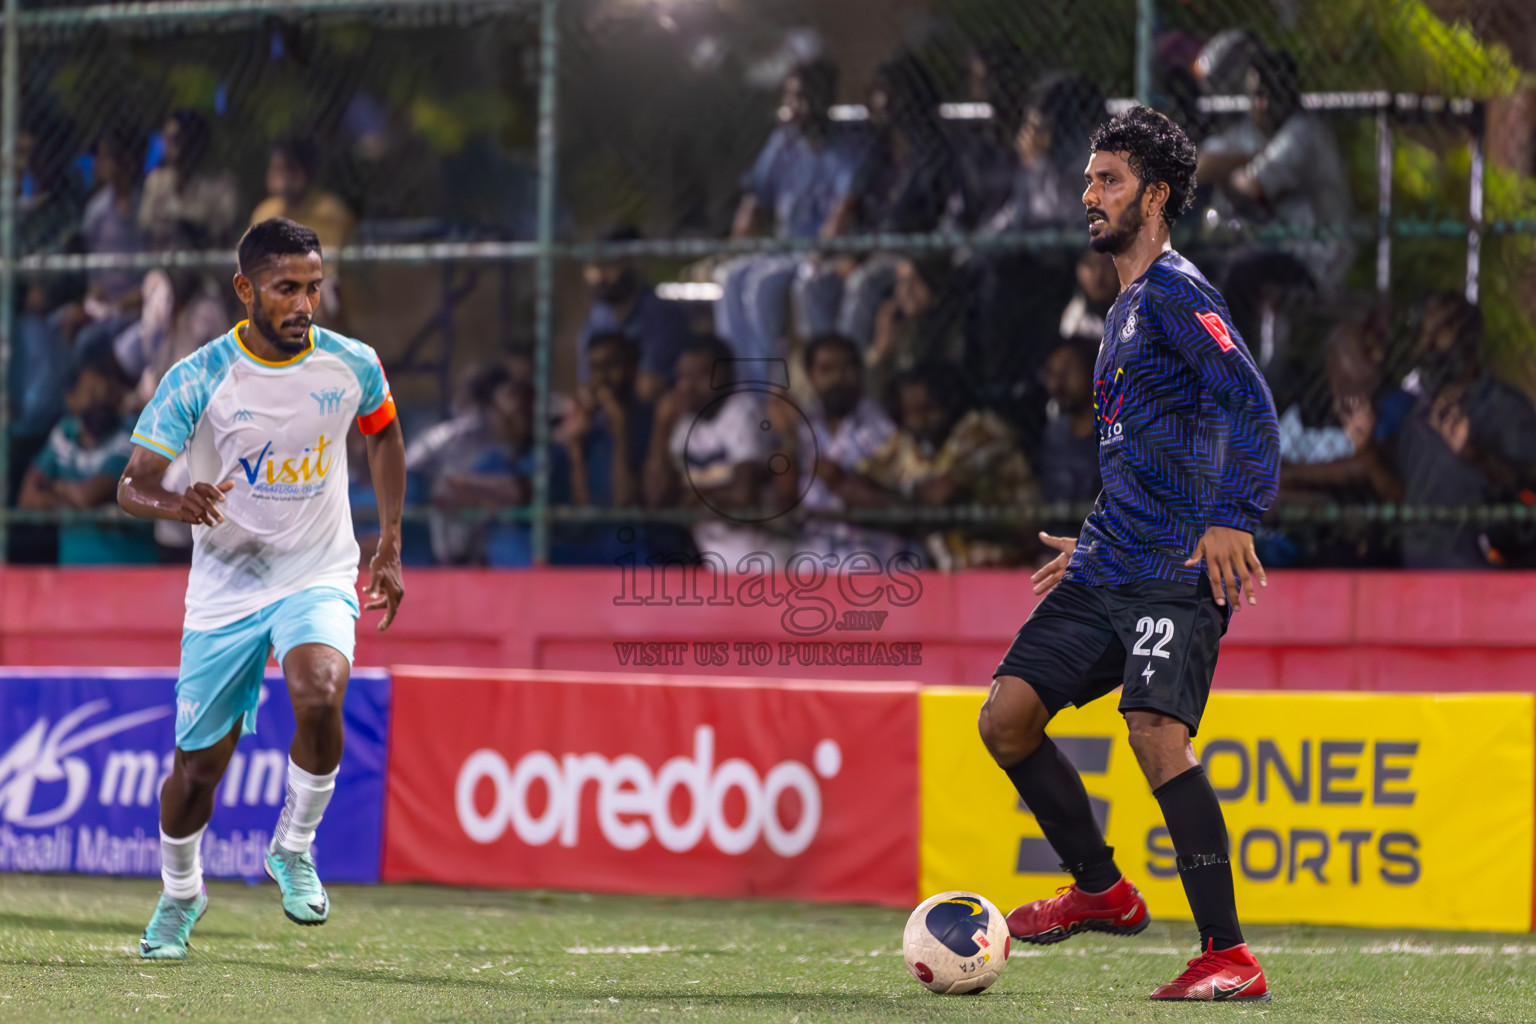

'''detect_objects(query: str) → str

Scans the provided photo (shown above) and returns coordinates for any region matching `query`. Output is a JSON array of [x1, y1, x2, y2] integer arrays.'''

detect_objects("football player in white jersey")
[[118, 218, 406, 959]]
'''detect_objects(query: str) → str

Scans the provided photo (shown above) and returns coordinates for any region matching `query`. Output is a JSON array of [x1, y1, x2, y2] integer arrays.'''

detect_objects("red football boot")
[[1150, 940, 1270, 1001], [1006, 875, 1150, 944]]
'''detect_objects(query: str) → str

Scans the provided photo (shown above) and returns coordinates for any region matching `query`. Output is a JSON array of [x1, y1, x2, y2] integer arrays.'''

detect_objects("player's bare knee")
[[289, 662, 348, 712], [1125, 712, 1189, 761], [176, 748, 230, 791], [978, 687, 1047, 765]]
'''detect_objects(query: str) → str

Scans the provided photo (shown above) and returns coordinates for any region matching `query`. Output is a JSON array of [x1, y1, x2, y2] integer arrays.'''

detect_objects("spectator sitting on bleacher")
[[1033, 338, 1102, 518], [18, 352, 157, 565], [965, 73, 1102, 444], [861, 360, 1039, 569], [867, 255, 966, 405], [645, 335, 782, 570], [794, 53, 961, 349], [1396, 293, 1536, 568], [955, 38, 1032, 227], [77, 126, 148, 330], [406, 361, 517, 565], [139, 109, 239, 249], [580, 225, 691, 402], [1203, 50, 1354, 352], [109, 223, 229, 405], [771, 334, 900, 561], [250, 136, 356, 327], [714, 59, 864, 364], [1058, 248, 1118, 343]]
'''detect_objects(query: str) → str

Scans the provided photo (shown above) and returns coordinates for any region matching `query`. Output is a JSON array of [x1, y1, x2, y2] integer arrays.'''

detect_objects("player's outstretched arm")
[[117, 446, 233, 525], [364, 417, 406, 632]]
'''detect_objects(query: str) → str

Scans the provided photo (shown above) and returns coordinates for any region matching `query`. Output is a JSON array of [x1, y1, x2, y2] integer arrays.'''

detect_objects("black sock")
[[1003, 738, 1121, 893], [1153, 764, 1244, 951]]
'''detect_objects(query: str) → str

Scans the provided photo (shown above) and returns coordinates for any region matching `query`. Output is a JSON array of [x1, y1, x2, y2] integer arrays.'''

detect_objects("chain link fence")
[[2, 0, 1534, 571]]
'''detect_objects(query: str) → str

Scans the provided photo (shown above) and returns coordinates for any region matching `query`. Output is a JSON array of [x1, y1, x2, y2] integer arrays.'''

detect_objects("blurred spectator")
[[862, 361, 1039, 568], [966, 74, 1102, 439], [16, 117, 86, 258], [347, 422, 434, 569], [471, 378, 538, 568], [54, 128, 152, 370], [139, 110, 239, 249], [867, 255, 966, 403], [794, 53, 961, 348], [1268, 313, 1406, 566], [1058, 248, 1118, 342], [406, 361, 518, 565], [18, 353, 157, 565], [79, 129, 148, 323], [1034, 339, 1102, 516], [1204, 51, 1354, 351], [1395, 294, 1536, 568], [110, 224, 229, 404], [985, 72, 1101, 235], [250, 136, 356, 326], [645, 335, 785, 570], [772, 334, 900, 561], [550, 332, 663, 563], [579, 225, 691, 402], [714, 59, 863, 363], [956, 39, 1032, 226]]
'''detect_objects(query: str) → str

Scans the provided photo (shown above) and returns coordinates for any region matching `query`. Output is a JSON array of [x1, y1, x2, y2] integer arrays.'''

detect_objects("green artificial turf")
[[0, 875, 1531, 1022]]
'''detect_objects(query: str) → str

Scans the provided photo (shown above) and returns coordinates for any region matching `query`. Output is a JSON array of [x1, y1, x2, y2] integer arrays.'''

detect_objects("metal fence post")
[[1135, 0, 1155, 106], [0, 0, 19, 561], [1375, 109, 1392, 299], [1465, 104, 1484, 305], [531, 0, 559, 565]]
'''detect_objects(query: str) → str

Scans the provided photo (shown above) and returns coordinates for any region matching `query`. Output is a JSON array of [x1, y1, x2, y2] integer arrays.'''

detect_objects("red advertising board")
[[383, 668, 920, 905]]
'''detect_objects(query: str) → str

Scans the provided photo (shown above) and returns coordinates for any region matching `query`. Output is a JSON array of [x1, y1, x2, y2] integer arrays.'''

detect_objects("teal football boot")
[[264, 844, 330, 925], [139, 888, 208, 960]]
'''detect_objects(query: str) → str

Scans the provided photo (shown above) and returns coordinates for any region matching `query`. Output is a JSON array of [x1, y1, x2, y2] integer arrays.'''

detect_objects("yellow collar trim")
[[233, 320, 315, 367]]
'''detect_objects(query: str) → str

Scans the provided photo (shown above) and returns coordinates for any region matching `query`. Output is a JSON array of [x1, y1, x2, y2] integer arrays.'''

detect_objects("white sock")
[[160, 827, 206, 900], [272, 758, 339, 855]]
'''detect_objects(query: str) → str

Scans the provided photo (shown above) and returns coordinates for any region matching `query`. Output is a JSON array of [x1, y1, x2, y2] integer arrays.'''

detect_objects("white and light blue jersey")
[[132, 322, 396, 630]]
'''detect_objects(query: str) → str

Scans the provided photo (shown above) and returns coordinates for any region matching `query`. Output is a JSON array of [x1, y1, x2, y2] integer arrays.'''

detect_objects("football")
[[902, 891, 1011, 994]]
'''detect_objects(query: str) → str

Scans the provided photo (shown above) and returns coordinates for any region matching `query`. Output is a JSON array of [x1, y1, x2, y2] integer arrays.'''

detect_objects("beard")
[[1087, 183, 1147, 255], [820, 385, 861, 421], [251, 293, 312, 354]]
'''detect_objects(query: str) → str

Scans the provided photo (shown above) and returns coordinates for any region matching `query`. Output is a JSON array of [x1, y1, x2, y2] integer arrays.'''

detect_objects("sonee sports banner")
[[920, 689, 1535, 932], [0, 669, 390, 883], [382, 668, 919, 905]]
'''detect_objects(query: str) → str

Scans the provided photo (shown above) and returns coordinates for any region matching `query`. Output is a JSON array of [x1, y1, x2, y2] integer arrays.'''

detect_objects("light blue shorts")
[[175, 586, 359, 751]]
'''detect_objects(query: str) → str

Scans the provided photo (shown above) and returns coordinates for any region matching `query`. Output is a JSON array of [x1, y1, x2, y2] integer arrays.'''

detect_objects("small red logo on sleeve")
[[1197, 311, 1236, 352]]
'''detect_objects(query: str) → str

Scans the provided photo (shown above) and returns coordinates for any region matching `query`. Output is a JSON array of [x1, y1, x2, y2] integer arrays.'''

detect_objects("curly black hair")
[[1088, 105, 1198, 227]]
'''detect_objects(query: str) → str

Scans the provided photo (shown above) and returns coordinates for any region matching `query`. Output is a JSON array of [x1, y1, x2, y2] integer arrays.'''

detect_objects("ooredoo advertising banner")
[[920, 688, 1535, 932], [382, 668, 920, 905], [0, 669, 390, 883]]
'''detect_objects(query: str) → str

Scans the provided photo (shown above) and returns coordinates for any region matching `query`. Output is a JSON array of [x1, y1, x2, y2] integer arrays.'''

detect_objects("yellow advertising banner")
[[921, 689, 1534, 932]]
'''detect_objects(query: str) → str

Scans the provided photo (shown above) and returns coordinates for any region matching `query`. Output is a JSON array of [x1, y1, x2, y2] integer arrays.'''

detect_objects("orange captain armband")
[[357, 394, 398, 435]]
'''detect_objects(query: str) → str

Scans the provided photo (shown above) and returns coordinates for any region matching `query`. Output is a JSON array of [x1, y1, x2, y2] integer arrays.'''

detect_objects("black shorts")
[[993, 577, 1231, 736]]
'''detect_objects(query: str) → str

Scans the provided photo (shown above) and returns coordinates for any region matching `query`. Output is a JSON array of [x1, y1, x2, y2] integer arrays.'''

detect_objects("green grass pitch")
[[0, 875, 1532, 1022]]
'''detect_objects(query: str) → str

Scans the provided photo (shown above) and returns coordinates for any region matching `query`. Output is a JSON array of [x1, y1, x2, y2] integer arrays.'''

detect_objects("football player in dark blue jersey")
[[978, 106, 1280, 1002]]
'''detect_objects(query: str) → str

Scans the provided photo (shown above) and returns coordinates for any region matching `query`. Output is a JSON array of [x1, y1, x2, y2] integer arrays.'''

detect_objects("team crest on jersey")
[[1120, 311, 1137, 339]]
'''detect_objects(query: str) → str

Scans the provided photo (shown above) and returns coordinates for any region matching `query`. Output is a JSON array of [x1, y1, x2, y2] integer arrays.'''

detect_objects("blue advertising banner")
[[0, 668, 390, 883]]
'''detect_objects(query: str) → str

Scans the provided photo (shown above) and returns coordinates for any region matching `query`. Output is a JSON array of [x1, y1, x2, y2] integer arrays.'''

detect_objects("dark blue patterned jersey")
[[1064, 250, 1280, 587]]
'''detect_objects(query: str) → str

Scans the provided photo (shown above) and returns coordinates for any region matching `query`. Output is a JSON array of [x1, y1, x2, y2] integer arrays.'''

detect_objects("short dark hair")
[[891, 360, 969, 421], [71, 348, 133, 393], [272, 134, 321, 181], [803, 333, 860, 374], [237, 217, 321, 277], [464, 361, 513, 409], [789, 58, 839, 114], [1088, 105, 1198, 226], [677, 334, 737, 387], [587, 330, 639, 365]]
